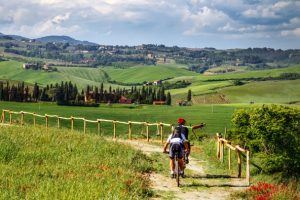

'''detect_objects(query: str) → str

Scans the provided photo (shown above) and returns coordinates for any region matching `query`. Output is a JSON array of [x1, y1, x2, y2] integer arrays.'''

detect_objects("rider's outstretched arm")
[[163, 142, 169, 153]]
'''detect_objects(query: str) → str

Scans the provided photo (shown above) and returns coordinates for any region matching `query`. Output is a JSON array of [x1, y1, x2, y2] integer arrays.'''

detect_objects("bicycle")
[[174, 151, 181, 187], [163, 150, 183, 187]]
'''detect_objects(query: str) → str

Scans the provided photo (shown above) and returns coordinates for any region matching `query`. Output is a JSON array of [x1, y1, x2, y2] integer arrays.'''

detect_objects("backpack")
[[171, 127, 183, 139], [176, 125, 188, 139]]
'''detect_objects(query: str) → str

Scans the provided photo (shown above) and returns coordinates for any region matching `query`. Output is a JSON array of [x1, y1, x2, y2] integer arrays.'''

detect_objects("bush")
[[232, 182, 299, 200], [228, 105, 300, 177]]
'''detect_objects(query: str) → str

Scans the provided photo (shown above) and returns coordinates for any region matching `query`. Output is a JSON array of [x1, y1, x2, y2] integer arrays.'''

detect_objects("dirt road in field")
[[119, 139, 248, 200]]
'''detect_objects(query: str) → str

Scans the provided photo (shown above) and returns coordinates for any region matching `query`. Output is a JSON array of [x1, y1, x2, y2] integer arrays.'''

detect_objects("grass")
[[222, 79, 300, 104], [101, 64, 197, 84], [0, 125, 153, 199], [0, 61, 119, 89], [0, 102, 250, 136]]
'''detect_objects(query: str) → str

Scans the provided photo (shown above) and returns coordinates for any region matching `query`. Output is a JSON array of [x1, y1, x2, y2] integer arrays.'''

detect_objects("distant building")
[[80, 59, 96, 64], [177, 100, 192, 106], [153, 80, 162, 85], [42, 63, 54, 71], [153, 101, 166, 105], [119, 96, 132, 104], [23, 63, 39, 70]]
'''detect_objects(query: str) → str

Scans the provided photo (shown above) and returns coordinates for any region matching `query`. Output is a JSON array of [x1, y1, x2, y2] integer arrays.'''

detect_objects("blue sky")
[[0, 0, 299, 49]]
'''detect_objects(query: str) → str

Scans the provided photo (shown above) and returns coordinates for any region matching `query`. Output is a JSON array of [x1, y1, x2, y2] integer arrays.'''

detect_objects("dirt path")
[[119, 139, 248, 200]]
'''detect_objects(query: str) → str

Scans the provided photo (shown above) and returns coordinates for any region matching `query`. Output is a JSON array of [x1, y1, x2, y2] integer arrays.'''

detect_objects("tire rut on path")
[[119, 139, 248, 200]]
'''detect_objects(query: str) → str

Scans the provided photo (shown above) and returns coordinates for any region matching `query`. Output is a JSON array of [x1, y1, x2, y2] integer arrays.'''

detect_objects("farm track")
[[117, 139, 248, 200]]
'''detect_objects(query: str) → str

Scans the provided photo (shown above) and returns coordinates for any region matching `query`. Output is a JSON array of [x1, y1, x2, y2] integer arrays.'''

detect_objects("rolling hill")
[[35, 35, 97, 45]]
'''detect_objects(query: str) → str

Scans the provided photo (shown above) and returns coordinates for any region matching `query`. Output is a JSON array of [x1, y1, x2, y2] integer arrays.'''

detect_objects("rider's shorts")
[[169, 143, 184, 159]]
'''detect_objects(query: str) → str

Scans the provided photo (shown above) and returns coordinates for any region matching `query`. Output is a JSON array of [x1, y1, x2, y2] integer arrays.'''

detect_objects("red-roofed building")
[[119, 96, 132, 104]]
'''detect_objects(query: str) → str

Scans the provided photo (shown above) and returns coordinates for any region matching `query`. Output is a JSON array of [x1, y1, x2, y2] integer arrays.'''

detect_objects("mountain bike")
[[174, 151, 180, 187], [163, 150, 182, 187]]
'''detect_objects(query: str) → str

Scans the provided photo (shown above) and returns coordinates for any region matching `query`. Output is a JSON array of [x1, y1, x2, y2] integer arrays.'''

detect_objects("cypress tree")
[[166, 92, 171, 105], [187, 89, 192, 101]]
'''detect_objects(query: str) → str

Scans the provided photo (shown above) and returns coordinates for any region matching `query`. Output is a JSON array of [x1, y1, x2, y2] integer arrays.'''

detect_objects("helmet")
[[177, 118, 186, 124]]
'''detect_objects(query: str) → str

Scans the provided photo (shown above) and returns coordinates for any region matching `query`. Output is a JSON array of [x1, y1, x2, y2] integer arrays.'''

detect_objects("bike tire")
[[175, 154, 180, 187]]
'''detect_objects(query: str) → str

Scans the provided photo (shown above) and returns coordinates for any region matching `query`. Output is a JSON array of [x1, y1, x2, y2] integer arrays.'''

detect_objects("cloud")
[[281, 28, 300, 37], [52, 13, 70, 25], [0, 0, 299, 48], [182, 6, 230, 35]]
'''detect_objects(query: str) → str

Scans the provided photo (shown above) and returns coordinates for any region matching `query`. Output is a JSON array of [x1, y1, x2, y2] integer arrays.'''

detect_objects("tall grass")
[[0, 125, 153, 199]]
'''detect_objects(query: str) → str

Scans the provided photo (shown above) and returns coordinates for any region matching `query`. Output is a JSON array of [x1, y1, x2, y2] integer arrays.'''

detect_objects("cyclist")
[[163, 126, 188, 178], [176, 118, 190, 163]]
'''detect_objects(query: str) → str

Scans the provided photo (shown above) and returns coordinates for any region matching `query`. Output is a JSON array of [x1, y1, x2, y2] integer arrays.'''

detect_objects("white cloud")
[[52, 13, 70, 24], [182, 6, 230, 35], [242, 6, 278, 18], [281, 28, 300, 37]]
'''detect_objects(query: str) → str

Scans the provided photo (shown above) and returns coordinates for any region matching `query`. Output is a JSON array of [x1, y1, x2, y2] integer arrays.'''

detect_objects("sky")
[[0, 0, 299, 49]]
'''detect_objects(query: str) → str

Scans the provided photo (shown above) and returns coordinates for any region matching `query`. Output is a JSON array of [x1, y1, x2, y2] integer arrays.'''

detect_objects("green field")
[[101, 64, 197, 84], [0, 102, 250, 136], [222, 79, 300, 103], [0, 125, 152, 199]]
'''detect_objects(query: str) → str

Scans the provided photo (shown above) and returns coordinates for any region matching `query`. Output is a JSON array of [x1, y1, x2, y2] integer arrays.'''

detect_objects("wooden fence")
[[216, 133, 250, 185], [1, 109, 174, 143]]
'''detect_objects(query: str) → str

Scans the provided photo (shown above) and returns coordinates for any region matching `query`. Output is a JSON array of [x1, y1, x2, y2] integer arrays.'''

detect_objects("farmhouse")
[[42, 63, 54, 71], [119, 96, 132, 104], [23, 63, 40, 70], [153, 101, 166, 105], [153, 80, 162, 85]]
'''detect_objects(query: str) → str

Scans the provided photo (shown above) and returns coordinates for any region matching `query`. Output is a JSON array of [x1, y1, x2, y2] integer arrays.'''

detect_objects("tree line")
[[0, 81, 171, 106]]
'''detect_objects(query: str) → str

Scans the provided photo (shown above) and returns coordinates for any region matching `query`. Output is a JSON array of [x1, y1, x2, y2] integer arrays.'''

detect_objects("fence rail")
[[1, 109, 175, 143], [216, 133, 250, 185]]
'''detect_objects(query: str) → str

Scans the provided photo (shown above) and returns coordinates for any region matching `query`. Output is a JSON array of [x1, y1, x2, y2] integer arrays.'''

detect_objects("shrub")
[[228, 105, 300, 177], [232, 182, 299, 200]]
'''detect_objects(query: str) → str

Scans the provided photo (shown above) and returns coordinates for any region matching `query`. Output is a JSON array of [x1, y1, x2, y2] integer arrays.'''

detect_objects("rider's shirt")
[[166, 133, 186, 144]]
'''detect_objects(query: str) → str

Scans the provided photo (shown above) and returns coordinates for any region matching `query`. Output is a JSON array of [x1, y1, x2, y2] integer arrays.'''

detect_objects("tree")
[[32, 83, 39, 102], [166, 92, 171, 105], [228, 105, 300, 177], [187, 89, 192, 101]]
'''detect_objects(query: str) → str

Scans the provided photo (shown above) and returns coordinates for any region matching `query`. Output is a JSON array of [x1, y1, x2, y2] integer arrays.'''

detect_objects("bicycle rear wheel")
[[175, 154, 180, 187]]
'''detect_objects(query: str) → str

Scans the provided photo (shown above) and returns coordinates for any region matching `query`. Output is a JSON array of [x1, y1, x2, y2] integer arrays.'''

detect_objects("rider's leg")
[[170, 159, 175, 171], [178, 158, 184, 171]]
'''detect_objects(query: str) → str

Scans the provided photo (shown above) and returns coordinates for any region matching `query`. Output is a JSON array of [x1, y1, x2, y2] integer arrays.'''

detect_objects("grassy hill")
[[1, 59, 299, 104], [170, 65, 300, 104], [222, 79, 300, 104], [0, 125, 152, 199], [0, 61, 117, 89], [102, 64, 197, 84]]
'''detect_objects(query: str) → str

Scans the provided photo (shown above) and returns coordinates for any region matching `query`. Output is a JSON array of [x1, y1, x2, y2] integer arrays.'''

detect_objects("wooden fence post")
[[83, 119, 86, 134], [160, 123, 164, 144], [228, 142, 231, 170], [246, 150, 250, 185], [146, 122, 149, 142], [97, 120, 101, 136], [57, 116, 60, 128], [9, 111, 12, 124], [128, 122, 132, 140], [113, 121, 116, 140], [45, 114, 48, 130], [237, 150, 242, 178], [1, 110, 5, 123], [71, 117, 74, 131], [33, 113, 36, 127], [21, 111, 24, 125], [221, 141, 224, 162], [216, 133, 221, 159]]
